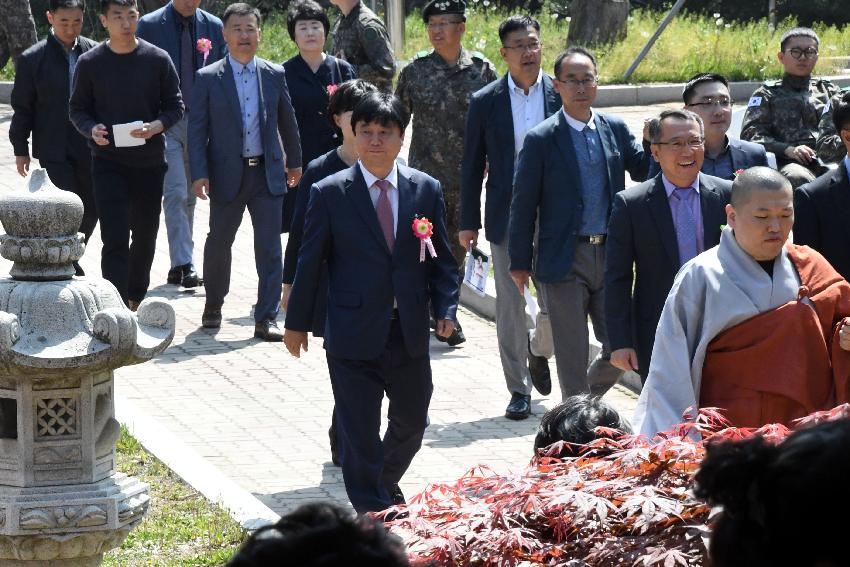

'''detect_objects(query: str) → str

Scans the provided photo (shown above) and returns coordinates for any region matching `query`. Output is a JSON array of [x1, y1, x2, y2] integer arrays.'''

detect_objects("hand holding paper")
[[112, 121, 146, 148]]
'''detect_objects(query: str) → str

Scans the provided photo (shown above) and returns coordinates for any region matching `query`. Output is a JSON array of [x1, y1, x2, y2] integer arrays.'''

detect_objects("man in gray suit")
[[188, 2, 302, 340]]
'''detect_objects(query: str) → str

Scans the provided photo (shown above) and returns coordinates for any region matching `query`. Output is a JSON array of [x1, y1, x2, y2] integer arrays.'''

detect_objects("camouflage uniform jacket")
[[816, 87, 849, 165], [330, 1, 395, 92], [395, 47, 498, 191], [741, 73, 839, 159]]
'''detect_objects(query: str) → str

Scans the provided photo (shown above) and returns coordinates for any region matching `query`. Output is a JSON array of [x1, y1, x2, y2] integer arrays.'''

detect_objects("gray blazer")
[[188, 56, 302, 203]]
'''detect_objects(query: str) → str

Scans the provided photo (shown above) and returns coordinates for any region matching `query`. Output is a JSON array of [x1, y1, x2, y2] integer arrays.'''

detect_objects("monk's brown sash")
[[700, 244, 850, 428]]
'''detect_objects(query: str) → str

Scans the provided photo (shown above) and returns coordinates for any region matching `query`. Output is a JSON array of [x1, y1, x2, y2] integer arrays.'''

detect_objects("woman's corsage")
[[196, 38, 212, 66], [412, 215, 437, 262]]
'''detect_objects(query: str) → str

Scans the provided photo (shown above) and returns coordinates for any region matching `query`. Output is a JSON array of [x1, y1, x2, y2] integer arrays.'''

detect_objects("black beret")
[[422, 0, 466, 22]]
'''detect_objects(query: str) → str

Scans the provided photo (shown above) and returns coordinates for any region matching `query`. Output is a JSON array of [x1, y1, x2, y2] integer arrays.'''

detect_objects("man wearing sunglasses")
[[648, 73, 767, 180], [741, 27, 840, 188]]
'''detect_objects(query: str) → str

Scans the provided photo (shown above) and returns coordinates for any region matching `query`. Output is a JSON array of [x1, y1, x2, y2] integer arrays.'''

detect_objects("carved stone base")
[[0, 473, 147, 564]]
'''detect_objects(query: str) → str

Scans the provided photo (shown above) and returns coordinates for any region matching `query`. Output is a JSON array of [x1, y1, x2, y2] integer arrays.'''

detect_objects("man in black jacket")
[[9, 0, 98, 276]]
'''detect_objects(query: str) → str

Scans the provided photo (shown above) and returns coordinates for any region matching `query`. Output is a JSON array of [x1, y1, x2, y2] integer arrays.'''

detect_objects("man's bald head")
[[730, 167, 792, 208]]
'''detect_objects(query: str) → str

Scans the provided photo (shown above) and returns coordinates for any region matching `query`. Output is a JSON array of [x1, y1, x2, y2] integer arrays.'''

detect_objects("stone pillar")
[[0, 170, 175, 566]]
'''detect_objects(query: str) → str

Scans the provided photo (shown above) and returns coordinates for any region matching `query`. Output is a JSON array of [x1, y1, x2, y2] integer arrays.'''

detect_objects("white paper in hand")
[[524, 285, 538, 320], [463, 247, 489, 297], [112, 121, 146, 148]]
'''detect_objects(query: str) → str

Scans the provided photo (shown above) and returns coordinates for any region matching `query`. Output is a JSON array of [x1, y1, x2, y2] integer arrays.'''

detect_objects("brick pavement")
[[0, 102, 677, 517]]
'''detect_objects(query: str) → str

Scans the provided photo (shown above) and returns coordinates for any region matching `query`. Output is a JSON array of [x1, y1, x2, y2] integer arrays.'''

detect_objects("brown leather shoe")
[[202, 305, 222, 328], [254, 319, 283, 341]]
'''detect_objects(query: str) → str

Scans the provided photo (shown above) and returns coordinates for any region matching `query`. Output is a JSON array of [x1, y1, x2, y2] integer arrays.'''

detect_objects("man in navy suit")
[[283, 92, 459, 513], [188, 3, 302, 340], [460, 15, 561, 420], [509, 47, 650, 400], [648, 73, 768, 180], [606, 109, 732, 384], [138, 0, 226, 288]]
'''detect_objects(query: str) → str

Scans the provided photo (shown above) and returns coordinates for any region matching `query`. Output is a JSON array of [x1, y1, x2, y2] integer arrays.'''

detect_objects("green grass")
[[255, 8, 849, 84], [102, 427, 247, 566]]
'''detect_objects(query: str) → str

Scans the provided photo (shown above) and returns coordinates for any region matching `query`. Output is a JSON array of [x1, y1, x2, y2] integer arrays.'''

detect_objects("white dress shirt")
[[359, 161, 399, 237], [508, 70, 546, 161], [562, 107, 597, 132]]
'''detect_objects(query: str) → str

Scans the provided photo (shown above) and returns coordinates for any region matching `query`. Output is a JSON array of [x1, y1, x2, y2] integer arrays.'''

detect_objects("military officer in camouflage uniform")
[[395, 0, 498, 345], [816, 89, 850, 165], [329, 0, 395, 91], [741, 27, 840, 188]]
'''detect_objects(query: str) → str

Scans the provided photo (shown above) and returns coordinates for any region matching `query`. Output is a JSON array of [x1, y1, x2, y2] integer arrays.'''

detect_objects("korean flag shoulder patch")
[[748, 96, 763, 107]]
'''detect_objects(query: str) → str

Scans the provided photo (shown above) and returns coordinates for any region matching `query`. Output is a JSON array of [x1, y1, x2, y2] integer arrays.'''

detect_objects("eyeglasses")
[[502, 41, 542, 53], [687, 97, 732, 109], [426, 20, 463, 30], [555, 77, 598, 88], [654, 138, 704, 151], [786, 47, 819, 60]]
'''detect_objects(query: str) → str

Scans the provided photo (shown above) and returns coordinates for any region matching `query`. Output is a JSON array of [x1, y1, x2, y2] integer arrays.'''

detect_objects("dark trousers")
[[203, 164, 283, 323], [42, 153, 97, 242], [91, 157, 165, 304], [327, 319, 433, 513]]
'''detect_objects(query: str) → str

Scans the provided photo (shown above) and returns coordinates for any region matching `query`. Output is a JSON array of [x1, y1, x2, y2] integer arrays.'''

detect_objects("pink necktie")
[[374, 179, 395, 250]]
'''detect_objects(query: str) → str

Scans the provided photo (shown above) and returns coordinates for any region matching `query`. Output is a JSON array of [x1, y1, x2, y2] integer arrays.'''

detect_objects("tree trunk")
[[0, 0, 37, 70], [567, 0, 629, 47]]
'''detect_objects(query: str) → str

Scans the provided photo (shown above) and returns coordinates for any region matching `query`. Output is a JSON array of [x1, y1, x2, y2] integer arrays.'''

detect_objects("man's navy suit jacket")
[[647, 136, 768, 179], [285, 164, 459, 360], [509, 110, 650, 283], [604, 172, 732, 376], [794, 161, 850, 282], [188, 56, 302, 203], [460, 74, 561, 245], [136, 2, 226, 73]]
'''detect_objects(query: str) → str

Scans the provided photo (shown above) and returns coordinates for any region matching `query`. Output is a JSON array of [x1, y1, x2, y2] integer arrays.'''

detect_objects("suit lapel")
[[728, 140, 746, 173], [160, 6, 179, 60], [553, 113, 581, 192], [345, 167, 392, 255], [255, 59, 268, 129], [646, 176, 680, 267], [698, 174, 726, 248], [827, 165, 850, 244], [394, 169, 417, 259], [218, 59, 243, 128], [593, 113, 621, 197], [542, 75, 561, 117]]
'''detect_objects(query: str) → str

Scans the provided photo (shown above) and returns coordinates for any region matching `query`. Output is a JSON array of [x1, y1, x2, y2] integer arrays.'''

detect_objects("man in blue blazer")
[[509, 47, 650, 401], [138, 0, 226, 288], [284, 92, 459, 513], [459, 15, 561, 420], [647, 73, 768, 180], [188, 3, 302, 340]]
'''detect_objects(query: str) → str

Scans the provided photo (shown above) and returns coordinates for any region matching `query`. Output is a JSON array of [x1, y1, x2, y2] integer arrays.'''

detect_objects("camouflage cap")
[[422, 0, 466, 22]]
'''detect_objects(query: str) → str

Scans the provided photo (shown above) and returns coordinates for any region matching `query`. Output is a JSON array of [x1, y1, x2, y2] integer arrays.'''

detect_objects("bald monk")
[[634, 166, 850, 436]]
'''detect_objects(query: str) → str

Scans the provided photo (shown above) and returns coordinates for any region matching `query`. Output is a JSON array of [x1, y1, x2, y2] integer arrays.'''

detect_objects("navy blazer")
[[647, 136, 768, 179], [285, 164, 459, 360], [136, 2, 226, 75], [794, 162, 850, 281], [460, 74, 561, 245], [509, 110, 650, 283], [604, 172, 732, 376], [188, 57, 303, 203]]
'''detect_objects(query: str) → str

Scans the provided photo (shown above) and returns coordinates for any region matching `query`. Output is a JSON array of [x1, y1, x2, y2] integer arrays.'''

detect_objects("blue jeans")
[[163, 115, 196, 268]]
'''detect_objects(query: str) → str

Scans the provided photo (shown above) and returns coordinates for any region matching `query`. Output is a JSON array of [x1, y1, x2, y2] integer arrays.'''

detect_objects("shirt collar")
[[359, 161, 399, 190], [507, 70, 543, 95], [662, 173, 700, 198], [562, 107, 596, 131], [50, 28, 79, 53], [229, 55, 257, 75]]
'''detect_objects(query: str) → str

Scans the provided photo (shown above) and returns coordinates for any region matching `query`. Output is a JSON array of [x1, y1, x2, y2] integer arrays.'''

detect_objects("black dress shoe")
[[505, 392, 531, 420], [73, 261, 85, 277], [254, 319, 284, 341], [180, 263, 201, 288], [528, 334, 552, 396], [435, 320, 466, 346], [202, 305, 222, 328], [389, 483, 405, 506], [167, 265, 182, 284], [329, 410, 340, 466]]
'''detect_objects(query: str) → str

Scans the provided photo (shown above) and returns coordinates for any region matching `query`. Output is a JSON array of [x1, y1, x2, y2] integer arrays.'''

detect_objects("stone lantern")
[[0, 170, 175, 565]]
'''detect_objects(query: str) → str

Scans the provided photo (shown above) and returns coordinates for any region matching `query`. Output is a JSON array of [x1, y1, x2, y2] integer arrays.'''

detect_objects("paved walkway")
[[0, 102, 680, 518]]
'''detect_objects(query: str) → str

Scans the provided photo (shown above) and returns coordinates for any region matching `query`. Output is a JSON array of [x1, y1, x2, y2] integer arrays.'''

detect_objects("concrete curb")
[[115, 391, 281, 532], [3, 75, 850, 106]]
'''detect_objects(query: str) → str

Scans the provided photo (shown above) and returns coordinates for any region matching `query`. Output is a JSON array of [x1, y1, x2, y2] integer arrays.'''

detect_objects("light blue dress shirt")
[[229, 55, 263, 157]]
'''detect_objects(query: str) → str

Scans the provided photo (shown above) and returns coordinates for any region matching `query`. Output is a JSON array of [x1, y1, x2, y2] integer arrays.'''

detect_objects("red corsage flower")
[[412, 215, 437, 262], [327, 84, 339, 97], [196, 38, 212, 66]]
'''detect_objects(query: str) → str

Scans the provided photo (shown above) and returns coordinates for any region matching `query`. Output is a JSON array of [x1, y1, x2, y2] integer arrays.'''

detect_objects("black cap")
[[422, 0, 466, 22]]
